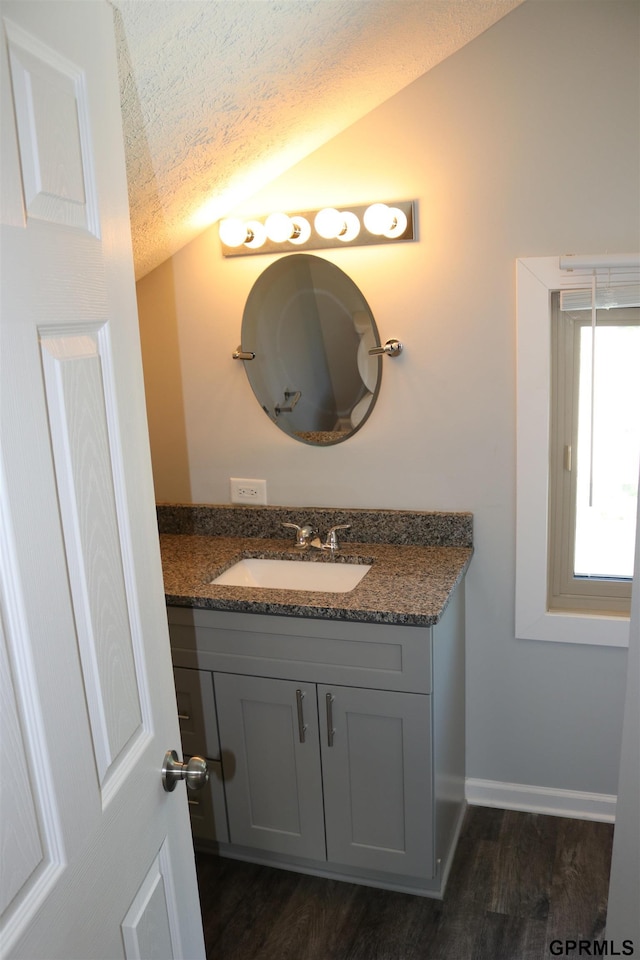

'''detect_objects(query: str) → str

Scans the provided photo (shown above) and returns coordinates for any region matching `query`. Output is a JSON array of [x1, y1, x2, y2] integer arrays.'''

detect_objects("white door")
[[0, 2, 205, 958]]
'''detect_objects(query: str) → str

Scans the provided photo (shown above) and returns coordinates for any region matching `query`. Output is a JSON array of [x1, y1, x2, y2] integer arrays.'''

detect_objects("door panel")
[[40, 327, 144, 783], [215, 673, 325, 860], [320, 685, 434, 878], [344, 711, 406, 851], [0, 606, 47, 916], [121, 844, 178, 960], [5, 14, 98, 230]]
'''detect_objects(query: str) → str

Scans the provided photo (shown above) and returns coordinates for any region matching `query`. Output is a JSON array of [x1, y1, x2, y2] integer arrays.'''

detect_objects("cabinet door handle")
[[295, 689, 307, 743], [178, 713, 191, 721], [326, 693, 335, 747]]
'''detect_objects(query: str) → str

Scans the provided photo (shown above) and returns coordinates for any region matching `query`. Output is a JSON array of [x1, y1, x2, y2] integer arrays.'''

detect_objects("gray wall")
[[137, 1, 639, 796]]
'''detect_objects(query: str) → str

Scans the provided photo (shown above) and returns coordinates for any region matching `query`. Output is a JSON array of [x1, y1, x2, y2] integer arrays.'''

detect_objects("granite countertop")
[[160, 504, 473, 626]]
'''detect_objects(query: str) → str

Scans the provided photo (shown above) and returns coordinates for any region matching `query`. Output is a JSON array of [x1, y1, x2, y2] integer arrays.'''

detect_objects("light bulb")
[[219, 217, 249, 247], [364, 203, 407, 239], [314, 207, 345, 239], [288, 216, 311, 245], [244, 220, 266, 249], [363, 203, 392, 236], [264, 212, 294, 243], [336, 211, 361, 242], [383, 207, 407, 239]]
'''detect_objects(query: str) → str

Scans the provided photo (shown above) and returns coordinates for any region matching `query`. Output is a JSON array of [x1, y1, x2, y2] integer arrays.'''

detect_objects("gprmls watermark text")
[[549, 941, 635, 957]]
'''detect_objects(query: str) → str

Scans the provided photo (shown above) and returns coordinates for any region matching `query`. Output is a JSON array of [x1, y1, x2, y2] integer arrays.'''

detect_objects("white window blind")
[[560, 284, 640, 311], [558, 253, 640, 310]]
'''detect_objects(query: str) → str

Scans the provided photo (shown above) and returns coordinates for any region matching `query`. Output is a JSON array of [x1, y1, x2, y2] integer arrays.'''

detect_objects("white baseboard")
[[465, 778, 617, 823]]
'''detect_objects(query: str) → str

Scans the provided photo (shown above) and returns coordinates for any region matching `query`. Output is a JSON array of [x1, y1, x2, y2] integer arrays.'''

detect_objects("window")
[[516, 255, 640, 647], [549, 299, 640, 615]]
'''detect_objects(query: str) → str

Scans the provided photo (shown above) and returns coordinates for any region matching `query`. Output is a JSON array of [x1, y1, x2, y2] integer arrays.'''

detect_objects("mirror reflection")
[[240, 254, 382, 445]]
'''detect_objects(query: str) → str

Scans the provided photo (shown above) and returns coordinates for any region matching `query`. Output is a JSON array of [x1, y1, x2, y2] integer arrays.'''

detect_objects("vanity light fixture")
[[219, 200, 416, 257]]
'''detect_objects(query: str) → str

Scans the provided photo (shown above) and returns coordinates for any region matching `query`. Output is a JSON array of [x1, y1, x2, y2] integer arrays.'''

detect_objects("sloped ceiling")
[[112, 0, 524, 279]]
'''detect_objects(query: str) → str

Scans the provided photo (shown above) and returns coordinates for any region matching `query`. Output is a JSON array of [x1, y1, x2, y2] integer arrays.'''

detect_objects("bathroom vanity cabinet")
[[167, 581, 465, 898], [214, 673, 432, 877]]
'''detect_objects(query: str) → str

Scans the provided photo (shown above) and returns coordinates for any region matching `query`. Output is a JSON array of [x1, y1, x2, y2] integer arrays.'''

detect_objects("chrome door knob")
[[162, 750, 209, 792]]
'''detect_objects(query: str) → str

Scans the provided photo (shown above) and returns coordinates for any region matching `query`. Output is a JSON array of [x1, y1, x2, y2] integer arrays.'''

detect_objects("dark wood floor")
[[195, 806, 613, 960]]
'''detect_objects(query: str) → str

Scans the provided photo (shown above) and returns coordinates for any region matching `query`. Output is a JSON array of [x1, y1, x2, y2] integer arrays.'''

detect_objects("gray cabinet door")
[[319, 685, 434, 879], [173, 667, 229, 844], [185, 757, 229, 844], [214, 673, 326, 860], [174, 666, 220, 759]]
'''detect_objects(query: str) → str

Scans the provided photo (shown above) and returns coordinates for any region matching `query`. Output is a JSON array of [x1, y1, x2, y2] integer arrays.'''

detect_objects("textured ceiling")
[[111, 0, 524, 278]]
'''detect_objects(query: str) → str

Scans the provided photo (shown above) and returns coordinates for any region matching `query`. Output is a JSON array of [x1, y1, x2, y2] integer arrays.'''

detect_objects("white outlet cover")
[[230, 477, 267, 504]]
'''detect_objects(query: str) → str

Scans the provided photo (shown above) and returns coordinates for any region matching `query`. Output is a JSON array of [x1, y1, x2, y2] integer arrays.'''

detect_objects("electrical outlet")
[[230, 478, 267, 504]]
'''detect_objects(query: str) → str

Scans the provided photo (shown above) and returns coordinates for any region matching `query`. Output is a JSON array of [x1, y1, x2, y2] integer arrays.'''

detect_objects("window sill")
[[515, 605, 630, 647]]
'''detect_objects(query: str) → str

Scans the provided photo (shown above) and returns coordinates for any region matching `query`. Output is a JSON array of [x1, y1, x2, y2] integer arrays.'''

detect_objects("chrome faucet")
[[282, 522, 316, 548], [311, 524, 351, 554]]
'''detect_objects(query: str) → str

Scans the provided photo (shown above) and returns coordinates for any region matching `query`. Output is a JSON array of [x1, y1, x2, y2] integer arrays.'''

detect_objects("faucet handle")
[[325, 524, 351, 551], [282, 522, 315, 548]]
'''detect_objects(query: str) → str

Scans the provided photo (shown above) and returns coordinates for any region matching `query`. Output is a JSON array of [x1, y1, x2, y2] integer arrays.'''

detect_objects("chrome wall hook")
[[233, 346, 255, 360], [368, 338, 403, 357]]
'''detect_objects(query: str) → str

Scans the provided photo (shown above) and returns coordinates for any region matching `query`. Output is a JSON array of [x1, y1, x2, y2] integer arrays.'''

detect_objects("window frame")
[[515, 256, 633, 647], [548, 301, 637, 615]]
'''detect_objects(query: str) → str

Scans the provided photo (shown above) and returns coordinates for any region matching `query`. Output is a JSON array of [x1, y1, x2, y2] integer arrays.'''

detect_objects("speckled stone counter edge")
[[157, 503, 473, 548]]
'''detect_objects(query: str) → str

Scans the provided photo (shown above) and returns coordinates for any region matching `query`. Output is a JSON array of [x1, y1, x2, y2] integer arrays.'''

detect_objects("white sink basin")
[[212, 558, 371, 592]]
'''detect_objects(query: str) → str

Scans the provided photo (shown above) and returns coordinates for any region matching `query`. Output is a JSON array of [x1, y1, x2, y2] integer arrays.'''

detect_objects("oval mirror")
[[240, 254, 382, 445]]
